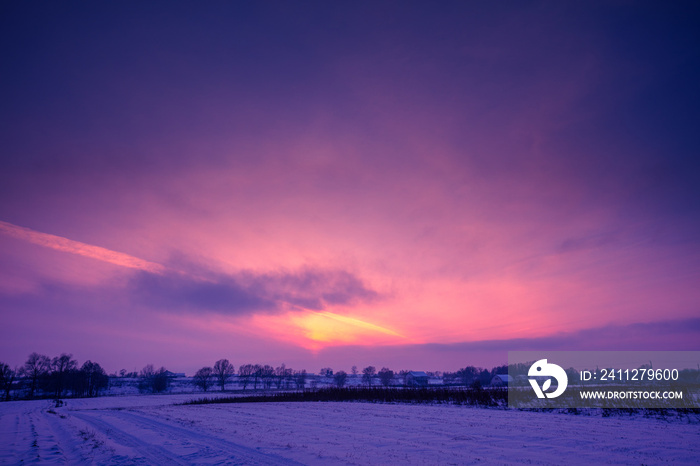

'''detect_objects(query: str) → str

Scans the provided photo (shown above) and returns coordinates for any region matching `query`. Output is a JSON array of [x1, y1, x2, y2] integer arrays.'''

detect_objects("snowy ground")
[[1, 394, 698, 465]]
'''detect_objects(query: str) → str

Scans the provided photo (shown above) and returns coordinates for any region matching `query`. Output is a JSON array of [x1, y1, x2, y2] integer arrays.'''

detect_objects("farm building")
[[405, 371, 429, 387], [490, 374, 512, 386]]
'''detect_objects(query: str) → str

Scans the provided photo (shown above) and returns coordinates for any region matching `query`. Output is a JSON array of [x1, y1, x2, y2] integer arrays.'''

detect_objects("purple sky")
[[1, 2, 699, 375]]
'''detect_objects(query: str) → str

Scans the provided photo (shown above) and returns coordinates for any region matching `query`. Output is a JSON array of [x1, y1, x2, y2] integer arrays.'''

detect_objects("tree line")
[[192, 362, 308, 392], [190, 364, 397, 391], [0, 352, 531, 402], [0, 352, 109, 401]]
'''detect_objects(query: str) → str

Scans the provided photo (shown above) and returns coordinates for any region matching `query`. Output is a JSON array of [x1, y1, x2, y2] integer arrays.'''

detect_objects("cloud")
[[0, 220, 166, 274], [243, 268, 380, 311], [128, 267, 380, 315], [424, 318, 700, 353], [129, 271, 274, 314]]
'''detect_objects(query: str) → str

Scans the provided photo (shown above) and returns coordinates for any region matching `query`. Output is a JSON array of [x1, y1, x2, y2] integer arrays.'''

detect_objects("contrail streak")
[[0, 220, 166, 274]]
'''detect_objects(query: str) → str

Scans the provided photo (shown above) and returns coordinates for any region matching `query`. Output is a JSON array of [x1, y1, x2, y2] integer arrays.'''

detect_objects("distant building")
[[163, 371, 186, 378], [490, 374, 512, 386], [405, 371, 429, 387]]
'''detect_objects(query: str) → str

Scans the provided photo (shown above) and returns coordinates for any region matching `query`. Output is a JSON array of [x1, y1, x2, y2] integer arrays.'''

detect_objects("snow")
[[1, 394, 698, 464]]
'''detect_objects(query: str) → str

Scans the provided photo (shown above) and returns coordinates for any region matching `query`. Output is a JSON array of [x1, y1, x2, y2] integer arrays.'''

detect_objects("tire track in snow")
[[31, 409, 77, 465], [74, 410, 302, 465], [2, 409, 64, 465], [109, 409, 303, 465], [72, 412, 190, 465], [17, 410, 41, 464], [43, 409, 95, 464], [0, 413, 22, 464]]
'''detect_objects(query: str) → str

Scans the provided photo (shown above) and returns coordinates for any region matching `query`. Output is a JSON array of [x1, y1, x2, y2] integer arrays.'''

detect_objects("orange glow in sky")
[[253, 310, 409, 351]]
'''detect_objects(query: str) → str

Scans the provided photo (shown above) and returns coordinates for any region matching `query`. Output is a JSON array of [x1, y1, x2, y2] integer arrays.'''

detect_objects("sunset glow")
[[1, 2, 699, 374], [289, 311, 406, 346]]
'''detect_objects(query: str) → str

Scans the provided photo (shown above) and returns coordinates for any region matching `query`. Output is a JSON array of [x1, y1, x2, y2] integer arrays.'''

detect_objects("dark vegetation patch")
[[181, 387, 699, 422], [182, 386, 507, 406]]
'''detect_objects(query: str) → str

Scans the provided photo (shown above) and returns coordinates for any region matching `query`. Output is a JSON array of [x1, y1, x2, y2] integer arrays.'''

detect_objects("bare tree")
[[154, 367, 171, 393], [238, 364, 254, 391], [362, 366, 376, 387], [75, 361, 108, 397], [319, 367, 333, 377], [252, 364, 263, 390], [333, 370, 348, 387], [193, 367, 214, 392], [50, 354, 77, 398], [351, 365, 358, 376], [0, 363, 16, 401], [275, 364, 292, 389], [138, 364, 155, 392], [21, 353, 50, 398], [378, 367, 394, 387], [457, 366, 479, 386], [138, 365, 170, 393], [294, 369, 307, 389], [213, 359, 234, 391], [260, 365, 275, 389]]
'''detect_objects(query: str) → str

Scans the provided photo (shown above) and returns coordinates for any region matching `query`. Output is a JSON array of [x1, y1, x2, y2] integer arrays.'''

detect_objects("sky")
[[1, 1, 699, 375]]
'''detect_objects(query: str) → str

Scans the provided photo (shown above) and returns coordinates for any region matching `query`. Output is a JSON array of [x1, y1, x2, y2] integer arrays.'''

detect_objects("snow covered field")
[[1, 394, 698, 465]]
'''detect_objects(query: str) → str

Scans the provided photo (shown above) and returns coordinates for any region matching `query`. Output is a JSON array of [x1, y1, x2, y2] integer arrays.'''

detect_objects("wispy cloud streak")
[[0, 220, 166, 274]]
